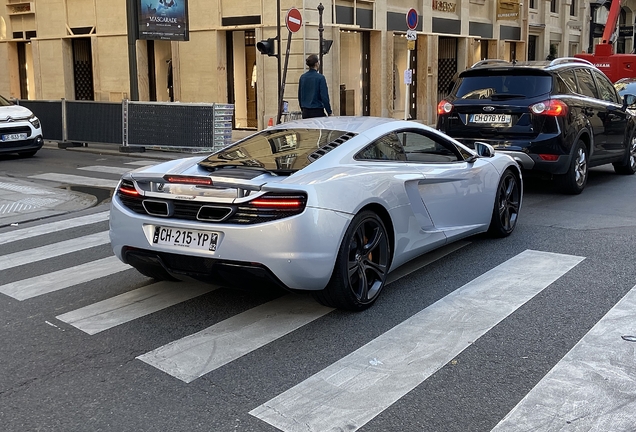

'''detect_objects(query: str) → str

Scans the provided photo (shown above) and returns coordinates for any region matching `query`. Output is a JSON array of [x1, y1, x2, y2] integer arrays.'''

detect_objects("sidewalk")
[[0, 129, 257, 228]]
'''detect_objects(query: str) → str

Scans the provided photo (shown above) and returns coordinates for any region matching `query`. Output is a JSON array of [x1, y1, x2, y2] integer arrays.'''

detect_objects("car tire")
[[556, 139, 588, 194], [313, 210, 391, 311], [18, 150, 38, 158], [487, 169, 521, 238], [613, 134, 636, 175]]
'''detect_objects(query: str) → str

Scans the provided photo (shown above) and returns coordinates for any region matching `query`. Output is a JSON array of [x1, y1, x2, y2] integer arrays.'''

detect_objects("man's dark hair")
[[306, 54, 319, 68]]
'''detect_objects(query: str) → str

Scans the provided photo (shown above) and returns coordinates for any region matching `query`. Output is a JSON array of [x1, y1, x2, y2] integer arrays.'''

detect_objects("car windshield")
[[455, 74, 552, 99], [0, 95, 12, 106], [199, 128, 356, 174]]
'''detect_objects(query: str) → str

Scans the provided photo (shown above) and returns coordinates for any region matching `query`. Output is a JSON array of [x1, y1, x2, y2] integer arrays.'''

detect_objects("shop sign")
[[497, 0, 519, 20], [432, 1, 457, 13], [138, 0, 189, 41], [620, 25, 634, 37]]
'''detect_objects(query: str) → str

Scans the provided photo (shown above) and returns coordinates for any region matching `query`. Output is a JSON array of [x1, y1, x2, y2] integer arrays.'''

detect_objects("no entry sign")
[[286, 8, 302, 33], [406, 8, 418, 30]]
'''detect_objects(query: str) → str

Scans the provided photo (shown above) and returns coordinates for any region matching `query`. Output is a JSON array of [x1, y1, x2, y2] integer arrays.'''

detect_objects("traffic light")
[[257, 37, 278, 57], [321, 39, 333, 55]]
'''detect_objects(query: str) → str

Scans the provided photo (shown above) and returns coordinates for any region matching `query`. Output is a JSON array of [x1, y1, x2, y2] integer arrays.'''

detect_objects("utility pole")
[[318, 3, 324, 74], [126, 0, 139, 101]]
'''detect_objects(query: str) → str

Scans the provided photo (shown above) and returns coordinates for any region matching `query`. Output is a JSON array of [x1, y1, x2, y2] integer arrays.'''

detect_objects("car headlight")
[[28, 115, 41, 129]]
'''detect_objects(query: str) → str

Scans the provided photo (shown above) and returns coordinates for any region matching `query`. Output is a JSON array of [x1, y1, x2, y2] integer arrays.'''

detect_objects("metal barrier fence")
[[17, 99, 234, 153]]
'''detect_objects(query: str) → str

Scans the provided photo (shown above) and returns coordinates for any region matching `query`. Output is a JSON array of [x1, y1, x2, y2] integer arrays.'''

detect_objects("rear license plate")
[[1, 133, 28, 142], [153, 226, 219, 252], [470, 114, 511, 124]]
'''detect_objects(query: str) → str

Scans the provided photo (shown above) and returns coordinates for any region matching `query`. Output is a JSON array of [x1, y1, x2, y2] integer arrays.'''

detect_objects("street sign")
[[286, 7, 303, 33], [406, 29, 417, 41], [406, 8, 418, 30]]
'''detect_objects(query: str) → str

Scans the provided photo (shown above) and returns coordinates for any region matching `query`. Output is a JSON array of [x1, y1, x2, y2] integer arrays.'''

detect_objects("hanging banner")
[[138, 0, 189, 41], [497, 0, 520, 20]]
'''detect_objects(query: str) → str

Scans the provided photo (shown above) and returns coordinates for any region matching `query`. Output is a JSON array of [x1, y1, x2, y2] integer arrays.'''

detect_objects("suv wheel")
[[613, 134, 636, 175], [556, 140, 588, 194]]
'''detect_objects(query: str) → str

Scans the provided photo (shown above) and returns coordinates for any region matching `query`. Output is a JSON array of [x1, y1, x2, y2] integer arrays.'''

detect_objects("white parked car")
[[109, 117, 522, 311], [0, 94, 43, 157]]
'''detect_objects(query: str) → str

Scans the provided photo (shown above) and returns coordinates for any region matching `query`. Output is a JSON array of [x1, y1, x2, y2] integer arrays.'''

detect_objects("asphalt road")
[[1, 147, 635, 432]]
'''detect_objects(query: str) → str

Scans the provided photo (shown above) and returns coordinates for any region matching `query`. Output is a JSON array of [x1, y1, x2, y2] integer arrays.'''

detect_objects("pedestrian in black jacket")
[[298, 54, 332, 119]]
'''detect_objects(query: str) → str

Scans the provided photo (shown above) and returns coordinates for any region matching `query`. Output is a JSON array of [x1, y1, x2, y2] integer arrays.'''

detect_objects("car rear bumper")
[[457, 135, 571, 175], [109, 195, 353, 291]]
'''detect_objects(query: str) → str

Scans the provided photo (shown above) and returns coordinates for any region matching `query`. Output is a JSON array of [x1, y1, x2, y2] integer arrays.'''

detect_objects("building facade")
[[0, 1, 633, 129]]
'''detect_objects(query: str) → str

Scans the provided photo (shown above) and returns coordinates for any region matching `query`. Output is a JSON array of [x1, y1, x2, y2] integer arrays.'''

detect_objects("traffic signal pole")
[[277, 30, 293, 125]]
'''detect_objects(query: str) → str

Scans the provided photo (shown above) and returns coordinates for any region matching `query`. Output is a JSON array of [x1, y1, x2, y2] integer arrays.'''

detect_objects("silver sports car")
[[109, 117, 522, 310]]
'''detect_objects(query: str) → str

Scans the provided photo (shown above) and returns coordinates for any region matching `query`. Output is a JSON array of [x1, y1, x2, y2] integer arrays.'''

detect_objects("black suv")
[[437, 58, 636, 194]]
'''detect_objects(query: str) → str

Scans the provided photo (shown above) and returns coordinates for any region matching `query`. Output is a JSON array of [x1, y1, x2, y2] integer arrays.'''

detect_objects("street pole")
[[277, 30, 293, 125], [318, 3, 324, 74], [277, 0, 282, 109], [126, 0, 139, 101]]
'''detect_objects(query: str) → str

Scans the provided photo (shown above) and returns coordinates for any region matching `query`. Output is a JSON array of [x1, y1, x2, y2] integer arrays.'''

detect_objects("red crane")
[[575, 0, 636, 82]]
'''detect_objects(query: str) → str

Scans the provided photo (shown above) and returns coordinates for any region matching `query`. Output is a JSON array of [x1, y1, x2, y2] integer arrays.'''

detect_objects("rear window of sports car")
[[199, 128, 356, 173]]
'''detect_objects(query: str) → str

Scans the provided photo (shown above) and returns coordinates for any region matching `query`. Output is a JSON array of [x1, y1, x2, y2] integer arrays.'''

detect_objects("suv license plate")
[[470, 114, 511, 124], [1, 133, 28, 142], [153, 226, 219, 252]]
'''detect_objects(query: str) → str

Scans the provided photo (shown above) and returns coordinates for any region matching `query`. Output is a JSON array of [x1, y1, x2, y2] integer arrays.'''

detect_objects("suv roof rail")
[[471, 59, 510, 68], [549, 57, 594, 67]]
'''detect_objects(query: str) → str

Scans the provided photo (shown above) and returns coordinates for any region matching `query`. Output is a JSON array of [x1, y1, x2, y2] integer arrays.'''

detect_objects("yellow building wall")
[[175, 30, 225, 103]]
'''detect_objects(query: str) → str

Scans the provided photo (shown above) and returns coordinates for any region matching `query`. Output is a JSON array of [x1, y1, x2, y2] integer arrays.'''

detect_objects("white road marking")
[[0, 256, 130, 300], [0, 212, 109, 246], [0, 231, 110, 271], [137, 294, 333, 383], [56, 281, 217, 335], [492, 284, 636, 431], [78, 165, 132, 175], [250, 250, 585, 432], [125, 160, 159, 166], [28, 173, 119, 189]]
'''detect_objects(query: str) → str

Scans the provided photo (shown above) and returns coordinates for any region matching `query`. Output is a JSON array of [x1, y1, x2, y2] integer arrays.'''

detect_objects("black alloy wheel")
[[557, 139, 588, 194], [488, 169, 521, 238], [613, 134, 636, 175], [313, 210, 391, 311]]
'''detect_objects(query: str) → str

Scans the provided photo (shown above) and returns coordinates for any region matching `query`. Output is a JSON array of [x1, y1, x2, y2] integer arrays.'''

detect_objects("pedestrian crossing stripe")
[[249, 250, 585, 432], [0, 256, 130, 301], [491, 283, 636, 431], [0, 231, 110, 271], [0, 211, 109, 246], [78, 165, 135, 175], [137, 294, 333, 383], [28, 173, 119, 189], [56, 281, 217, 335]]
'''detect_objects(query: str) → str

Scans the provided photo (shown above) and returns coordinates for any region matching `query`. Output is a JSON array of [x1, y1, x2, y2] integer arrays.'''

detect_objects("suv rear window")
[[455, 74, 552, 100]]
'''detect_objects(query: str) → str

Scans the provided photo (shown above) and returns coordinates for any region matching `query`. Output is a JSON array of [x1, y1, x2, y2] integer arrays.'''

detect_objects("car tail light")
[[230, 193, 308, 224], [163, 175, 213, 186], [117, 179, 139, 197], [249, 194, 306, 210], [437, 100, 454, 115], [530, 99, 568, 117], [538, 154, 559, 161]]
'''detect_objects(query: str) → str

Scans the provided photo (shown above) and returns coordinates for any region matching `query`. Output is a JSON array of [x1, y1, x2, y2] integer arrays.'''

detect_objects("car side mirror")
[[474, 141, 495, 158], [623, 94, 636, 108]]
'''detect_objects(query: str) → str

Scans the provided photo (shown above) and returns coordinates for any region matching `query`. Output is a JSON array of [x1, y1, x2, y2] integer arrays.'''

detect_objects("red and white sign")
[[286, 7, 303, 33], [406, 8, 418, 30]]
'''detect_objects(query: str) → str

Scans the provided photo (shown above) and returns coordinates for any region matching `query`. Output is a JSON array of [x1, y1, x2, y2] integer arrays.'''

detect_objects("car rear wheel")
[[556, 140, 588, 194], [487, 169, 521, 238], [313, 210, 390, 311], [613, 134, 636, 175]]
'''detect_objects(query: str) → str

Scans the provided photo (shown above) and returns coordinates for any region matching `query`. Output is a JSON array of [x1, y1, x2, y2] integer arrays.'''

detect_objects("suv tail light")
[[437, 100, 454, 115], [529, 99, 568, 117]]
